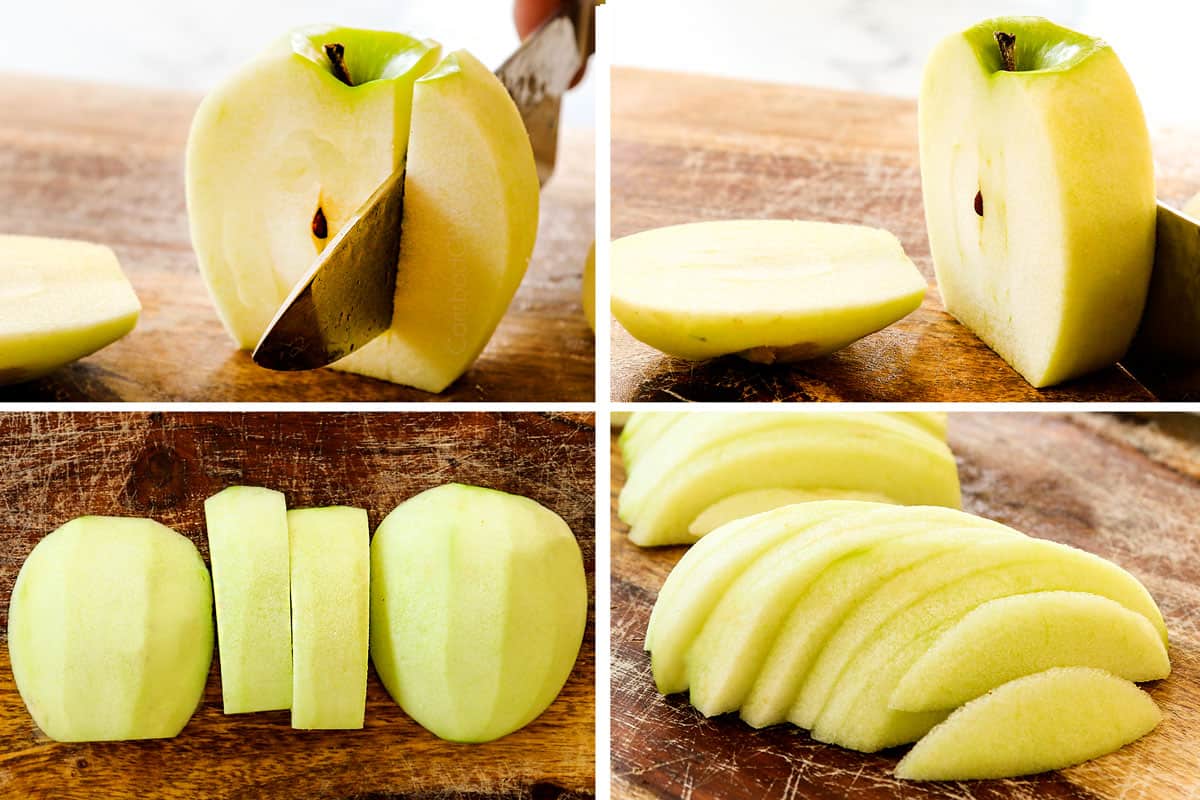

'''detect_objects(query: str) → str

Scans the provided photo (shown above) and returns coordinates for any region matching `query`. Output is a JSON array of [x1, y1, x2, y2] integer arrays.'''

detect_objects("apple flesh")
[[370, 484, 586, 742], [611, 220, 926, 362], [582, 241, 595, 331], [687, 488, 895, 538], [288, 506, 370, 730], [891, 590, 1169, 712], [8, 516, 212, 741], [920, 17, 1156, 387], [0, 235, 140, 384], [896, 667, 1161, 780], [204, 486, 292, 714], [327, 50, 539, 392]]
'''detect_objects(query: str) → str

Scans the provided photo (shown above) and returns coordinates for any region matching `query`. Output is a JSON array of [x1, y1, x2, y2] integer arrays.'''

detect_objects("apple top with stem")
[[963, 16, 1107, 76], [285, 26, 440, 87]]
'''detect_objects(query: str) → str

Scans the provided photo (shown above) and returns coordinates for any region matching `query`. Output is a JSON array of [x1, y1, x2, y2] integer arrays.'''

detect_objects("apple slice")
[[288, 506, 370, 730], [891, 591, 1169, 713], [583, 241, 595, 331], [919, 17, 1156, 387], [331, 50, 539, 392], [896, 668, 1161, 780], [204, 486, 292, 714], [8, 517, 212, 741], [687, 488, 896, 539], [0, 235, 140, 384], [370, 484, 586, 742], [611, 220, 926, 362]]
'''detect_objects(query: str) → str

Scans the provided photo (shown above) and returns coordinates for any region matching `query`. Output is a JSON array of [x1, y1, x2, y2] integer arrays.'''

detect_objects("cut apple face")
[[919, 16, 1156, 387], [891, 591, 1169, 713], [288, 506, 370, 730], [0, 235, 140, 384], [204, 486, 292, 714], [370, 484, 586, 742], [896, 668, 1161, 781], [611, 220, 927, 362], [618, 412, 961, 546], [8, 517, 212, 742]]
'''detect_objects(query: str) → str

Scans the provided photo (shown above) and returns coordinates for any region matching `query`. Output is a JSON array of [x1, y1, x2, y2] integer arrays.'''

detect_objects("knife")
[[252, 2, 594, 371], [1127, 201, 1200, 363]]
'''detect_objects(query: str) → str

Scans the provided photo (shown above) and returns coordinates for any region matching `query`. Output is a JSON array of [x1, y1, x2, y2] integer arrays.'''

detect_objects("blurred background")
[[610, 0, 1198, 129], [2, 0, 594, 128]]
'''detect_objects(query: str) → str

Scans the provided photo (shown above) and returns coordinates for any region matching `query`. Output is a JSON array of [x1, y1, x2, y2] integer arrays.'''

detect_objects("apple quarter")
[[204, 486, 293, 714], [288, 506, 370, 730]]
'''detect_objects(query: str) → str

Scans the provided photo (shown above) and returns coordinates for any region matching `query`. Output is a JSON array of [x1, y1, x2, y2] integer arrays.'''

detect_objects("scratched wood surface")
[[610, 413, 1200, 799], [610, 67, 1200, 402], [0, 412, 595, 800], [0, 75, 594, 402]]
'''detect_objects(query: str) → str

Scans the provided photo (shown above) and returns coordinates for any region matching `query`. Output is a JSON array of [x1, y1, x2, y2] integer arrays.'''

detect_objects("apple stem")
[[324, 43, 353, 86], [994, 31, 1017, 71], [312, 207, 328, 239]]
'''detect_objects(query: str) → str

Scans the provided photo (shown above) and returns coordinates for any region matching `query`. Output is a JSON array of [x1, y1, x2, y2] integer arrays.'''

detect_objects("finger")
[[514, 0, 566, 39]]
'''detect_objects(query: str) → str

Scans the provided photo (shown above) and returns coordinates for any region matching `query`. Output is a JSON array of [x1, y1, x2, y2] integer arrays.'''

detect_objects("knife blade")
[[252, 4, 592, 371], [1127, 201, 1200, 362]]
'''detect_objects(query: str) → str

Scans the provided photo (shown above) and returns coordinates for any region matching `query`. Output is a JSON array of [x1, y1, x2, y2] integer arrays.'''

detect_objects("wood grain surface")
[[0, 76, 595, 402], [611, 413, 1200, 799], [610, 67, 1200, 402], [0, 412, 595, 799]]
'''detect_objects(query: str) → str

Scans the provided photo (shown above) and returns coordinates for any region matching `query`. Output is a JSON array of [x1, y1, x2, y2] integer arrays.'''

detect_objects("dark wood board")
[[610, 67, 1200, 402], [0, 75, 594, 402], [0, 411, 595, 799], [611, 413, 1200, 798]]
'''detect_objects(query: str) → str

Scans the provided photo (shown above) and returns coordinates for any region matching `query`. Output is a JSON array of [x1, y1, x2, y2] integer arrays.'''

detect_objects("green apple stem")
[[994, 32, 1017, 71], [323, 43, 353, 86], [312, 207, 328, 239]]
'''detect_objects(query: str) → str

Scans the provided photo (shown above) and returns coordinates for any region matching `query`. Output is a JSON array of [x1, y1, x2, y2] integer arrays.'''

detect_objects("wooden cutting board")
[[611, 67, 1200, 402], [0, 412, 595, 799], [0, 76, 594, 402], [611, 413, 1200, 798]]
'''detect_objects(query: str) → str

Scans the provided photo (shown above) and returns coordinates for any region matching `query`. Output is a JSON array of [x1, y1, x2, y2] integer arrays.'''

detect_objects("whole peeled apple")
[[919, 17, 1156, 387]]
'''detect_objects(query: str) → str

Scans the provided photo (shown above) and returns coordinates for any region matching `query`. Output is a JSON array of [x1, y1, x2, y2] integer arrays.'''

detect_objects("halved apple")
[[0, 235, 140, 384], [890, 591, 1169, 712], [611, 220, 926, 362], [896, 668, 1161, 780], [288, 506, 370, 730], [8, 517, 212, 741]]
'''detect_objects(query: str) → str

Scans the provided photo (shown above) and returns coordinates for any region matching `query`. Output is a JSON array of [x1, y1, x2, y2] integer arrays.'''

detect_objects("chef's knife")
[[1127, 201, 1200, 362], [252, 2, 593, 371]]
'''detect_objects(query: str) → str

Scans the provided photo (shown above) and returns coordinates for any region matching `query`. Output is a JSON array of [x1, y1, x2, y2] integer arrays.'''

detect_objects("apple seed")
[[974, 191, 984, 217], [994, 32, 1017, 71], [312, 207, 328, 239], [324, 43, 353, 86]]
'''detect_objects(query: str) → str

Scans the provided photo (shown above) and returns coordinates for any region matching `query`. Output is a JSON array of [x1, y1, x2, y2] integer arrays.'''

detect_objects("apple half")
[[919, 17, 1156, 387], [8, 517, 212, 741], [611, 220, 926, 362], [0, 235, 140, 384]]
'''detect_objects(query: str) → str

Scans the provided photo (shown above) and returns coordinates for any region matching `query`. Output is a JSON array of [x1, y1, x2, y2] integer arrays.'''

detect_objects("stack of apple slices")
[[617, 411, 960, 546], [647, 501, 1169, 780]]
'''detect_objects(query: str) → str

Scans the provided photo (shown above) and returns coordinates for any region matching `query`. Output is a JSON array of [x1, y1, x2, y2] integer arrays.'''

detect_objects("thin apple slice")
[[0, 235, 140, 384], [204, 486, 292, 714], [611, 220, 926, 362], [891, 591, 1169, 713], [332, 49, 539, 392], [687, 488, 896, 539], [8, 517, 212, 741], [618, 413, 681, 473], [288, 506, 370, 730], [896, 668, 1161, 780]]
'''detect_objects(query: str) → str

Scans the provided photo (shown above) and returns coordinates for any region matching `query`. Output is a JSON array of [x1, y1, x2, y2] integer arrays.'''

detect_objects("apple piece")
[[896, 667, 1161, 780], [204, 486, 292, 714], [0, 235, 140, 384], [370, 484, 586, 742], [582, 241, 595, 331], [186, 27, 442, 349], [288, 506, 370, 730], [891, 591, 1169, 713], [8, 516, 212, 741], [688, 488, 896, 539], [919, 17, 1155, 387], [618, 412, 681, 473], [619, 413, 960, 546], [331, 50, 539, 392], [611, 220, 926, 362]]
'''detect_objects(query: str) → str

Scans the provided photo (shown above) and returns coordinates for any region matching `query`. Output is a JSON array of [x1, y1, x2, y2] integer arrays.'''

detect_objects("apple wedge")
[[8, 517, 212, 741], [919, 17, 1155, 387], [204, 486, 292, 714], [0, 235, 140, 384], [896, 668, 1161, 780], [611, 220, 926, 362], [890, 591, 1169, 713], [288, 506, 370, 730], [687, 488, 895, 539], [370, 484, 586, 742]]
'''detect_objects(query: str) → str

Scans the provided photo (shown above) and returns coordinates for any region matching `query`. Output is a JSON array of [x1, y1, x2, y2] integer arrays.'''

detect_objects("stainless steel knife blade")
[[252, 5, 592, 371], [1128, 200, 1200, 362]]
